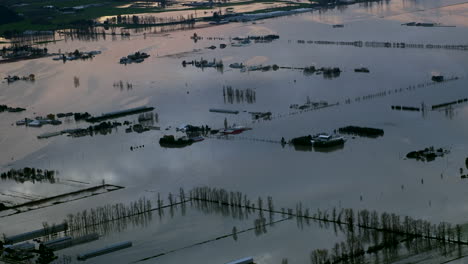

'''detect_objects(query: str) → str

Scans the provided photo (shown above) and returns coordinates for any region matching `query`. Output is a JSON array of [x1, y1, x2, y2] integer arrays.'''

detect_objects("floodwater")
[[97, 2, 295, 23], [1, 0, 468, 263], [54, 206, 350, 264]]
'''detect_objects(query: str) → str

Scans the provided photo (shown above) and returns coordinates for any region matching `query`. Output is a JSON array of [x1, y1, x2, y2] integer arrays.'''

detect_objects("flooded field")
[[1, 0, 468, 263], [97, 2, 296, 23]]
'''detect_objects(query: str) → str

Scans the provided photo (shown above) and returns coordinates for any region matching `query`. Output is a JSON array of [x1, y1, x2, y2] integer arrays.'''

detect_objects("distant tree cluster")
[[65, 197, 152, 230], [105, 14, 195, 25], [1, 45, 48, 56], [0, 168, 56, 184], [223, 85, 256, 104]]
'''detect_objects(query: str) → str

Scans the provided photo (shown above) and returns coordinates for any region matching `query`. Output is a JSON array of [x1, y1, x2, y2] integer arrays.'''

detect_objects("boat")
[[311, 133, 346, 147]]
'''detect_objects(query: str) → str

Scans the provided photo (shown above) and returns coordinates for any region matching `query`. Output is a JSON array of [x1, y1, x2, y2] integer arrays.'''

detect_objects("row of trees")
[[1, 45, 47, 54], [223, 86, 256, 104], [104, 14, 196, 26], [324, 208, 462, 243], [190, 186, 275, 212], [57, 185, 465, 250], [31, 185, 462, 264], [310, 224, 460, 264], [0, 168, 56, 184], [62, 188, 193, 234], [190, 186, 465, 245], [189, 186, 465, 264], [64, 197, 152, 231]]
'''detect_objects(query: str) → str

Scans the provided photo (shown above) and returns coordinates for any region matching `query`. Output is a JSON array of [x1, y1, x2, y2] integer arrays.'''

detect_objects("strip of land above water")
[[0, 0, 386, 37]]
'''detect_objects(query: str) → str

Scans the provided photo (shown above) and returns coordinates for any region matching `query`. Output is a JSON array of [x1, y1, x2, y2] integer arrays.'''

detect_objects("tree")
[[36, 244, 57, 264], [232, 226, 238, 241], [212, 11, 221, 22], [132, 15, 140, 24]]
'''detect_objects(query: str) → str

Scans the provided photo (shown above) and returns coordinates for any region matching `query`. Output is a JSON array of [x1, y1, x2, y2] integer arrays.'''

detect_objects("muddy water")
[[1, 0, 468, 263]]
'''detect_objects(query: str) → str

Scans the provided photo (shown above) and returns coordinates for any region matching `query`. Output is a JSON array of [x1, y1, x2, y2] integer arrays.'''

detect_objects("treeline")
[[406, 147, 448, 162], [338, 126, 384, 138], [308, 206, 463, 264], [290, 135, 313, 146], [0, 104, 26, 113], [25, 184, 465, 264], [189, 186, 465, 245], [182, 58, 224, 69], [190, 186, 465, 264], [64, 197, 153, 231], [104, 14, 196, 26], [223, 86, 256, 104], [1, 45, 48, 56], [0, 168, 56, 184], [62, 188, 190, 233], [38, 185, 466, 260], [432, 98, 468, 110], [60, 27, 110, 42], [68, 121, 122, 138], [391, 105, 420, 111]]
